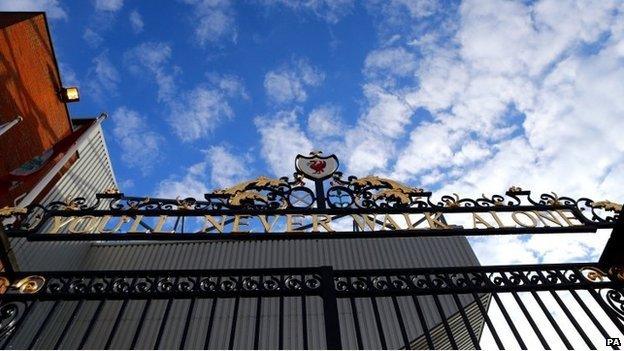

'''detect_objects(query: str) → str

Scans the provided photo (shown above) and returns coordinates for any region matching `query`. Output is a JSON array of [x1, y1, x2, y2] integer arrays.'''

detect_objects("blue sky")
[[3, 0, 624, 265]]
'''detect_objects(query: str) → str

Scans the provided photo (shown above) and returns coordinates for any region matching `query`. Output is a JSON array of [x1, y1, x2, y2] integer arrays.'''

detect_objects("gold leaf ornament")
[[591, 200, 623, 213], [13, 275, 45, 294]]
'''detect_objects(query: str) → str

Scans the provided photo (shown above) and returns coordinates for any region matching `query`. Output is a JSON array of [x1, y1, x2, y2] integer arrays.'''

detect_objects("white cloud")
[[155, 145, 249, 198], [58, 62, 79, 87], [155, 173, 209, 199], [124, 42, 175, 101], [125, 43, 248, 141], [85, 52, 120, 100], [182, 0, 237, 45], [264, 58, 325, 104], [298, 0, 624, 269], [343, 84, 414, 175], [364, 47, 417, 78], [129, 10, 144, 33], [95, 0, 123, 12], [307, 104, 343, 138], [168, 86, 235, 141], [207, 146, 251, 189], [266, 0, 355, 24], [0, 0, 67, 20], [83, 28, 104, 48], [111, 107, 164, 174], [255, 110, 314, 176]]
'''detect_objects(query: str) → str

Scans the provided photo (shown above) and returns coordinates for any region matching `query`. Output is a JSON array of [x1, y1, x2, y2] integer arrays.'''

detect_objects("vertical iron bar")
[[179, 298, 196, 350], [570, 290, 618, 350], [314, 180, 326, 210], [349, 297, 364, 350], [54, 299, 84, 349], [155, 298, 174, 349], [320, 266, 342, 350], [203, 298, 218, 350], [510, 292, 550, 349], [104, 299, 129, 350], [391, 296, 411, 350], [530, 291, 572, 349], [279, 295, 284, 350], [432, 294, 458, 349], [471, 292, 504, 350], [253, 296, 262, 350], [130, 299, 152, 349], [1, 300, 36, 349], [550, 290, 596, 349], [301, 294, 308, 350], [491, 293, 526, 350], [228, 296, 240, 350], [369, 297, 387, 350], [450, 293, 480, 349], [588, 289, 624, 336], [28, 300, 60, 349], [410, 295, 434, 349]]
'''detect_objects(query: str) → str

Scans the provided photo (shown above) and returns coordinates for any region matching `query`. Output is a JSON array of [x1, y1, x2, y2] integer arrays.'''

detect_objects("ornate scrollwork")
[[12, 276, 45, 294], [0, 302, 24, 339], [0, 206, 27, 218], [213, 176, 293, 208], [591, 200, 623, 213], [1, 151, 623, 234]]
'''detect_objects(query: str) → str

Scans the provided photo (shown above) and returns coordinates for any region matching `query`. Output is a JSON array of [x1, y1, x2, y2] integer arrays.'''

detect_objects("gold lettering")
[[555, 209, 584, 226], [402, 214, 421, 229], [312, 214, 334, 232], [67, 216, 98, 233], [286, 214, 305, 232], [382, 214, 400, 230], [472, 213, 493, 228], [489, 211, 510, 228], [351, 214, 376, 231], [202, 215, 226, 233], [49, 216, 75, 233], [258, 215, 280, 232], [95, 215, 113, 233], [111, 216, 133, 233], [512, 211, 537, 228], [424, 212, 448, 229], [532, 211, 563, 227], [233, 215, 251, 233]]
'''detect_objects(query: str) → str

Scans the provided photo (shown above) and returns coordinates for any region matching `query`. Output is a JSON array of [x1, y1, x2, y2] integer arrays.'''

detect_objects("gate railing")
[[1, 263, 623, 349]]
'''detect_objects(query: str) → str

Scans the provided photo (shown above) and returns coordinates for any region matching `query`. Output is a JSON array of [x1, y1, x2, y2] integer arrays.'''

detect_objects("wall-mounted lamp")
[[59, 86, 80, 103]]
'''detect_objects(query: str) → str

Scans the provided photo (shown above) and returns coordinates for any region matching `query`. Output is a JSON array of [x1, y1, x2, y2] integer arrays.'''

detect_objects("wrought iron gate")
[[1, 151, 623, 349]]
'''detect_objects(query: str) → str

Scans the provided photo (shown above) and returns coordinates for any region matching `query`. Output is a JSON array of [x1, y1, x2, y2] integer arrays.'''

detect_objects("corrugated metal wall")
[[10, 123, 118, 271]]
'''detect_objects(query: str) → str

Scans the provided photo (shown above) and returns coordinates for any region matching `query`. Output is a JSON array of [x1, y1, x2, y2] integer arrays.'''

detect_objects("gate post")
[[599, 207, 624, 265], [320, 266, 342, 349]]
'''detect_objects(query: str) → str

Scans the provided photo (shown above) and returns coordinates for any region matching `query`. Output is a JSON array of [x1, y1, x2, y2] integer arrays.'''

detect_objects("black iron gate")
[[1, 263, 624, 349], [1, 152, 624, 349]]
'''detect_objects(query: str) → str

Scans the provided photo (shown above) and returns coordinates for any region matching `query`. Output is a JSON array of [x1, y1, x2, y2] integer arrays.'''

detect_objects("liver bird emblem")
[[308, 160, 326, 174]]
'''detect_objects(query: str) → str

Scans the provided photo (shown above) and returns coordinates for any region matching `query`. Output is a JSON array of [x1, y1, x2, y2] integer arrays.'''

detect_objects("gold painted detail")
[[443, 194, 461, 208], [591, 200, 623, 213], [214, 176, 289, 206], [0, 277, 9, 294], [545, 192, 561, 205], [609, 266, 624, 281], [582, 266, 607, 281], [351, 176, 423, 205], [12, 275, 45, 294], [581, 266, 624, 282], [0, 206, 27, 218], [103, 187, 120, 194], [508, 186, 523, 192]]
